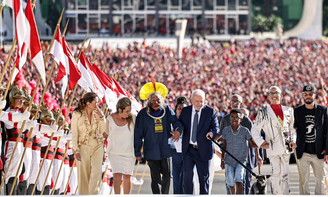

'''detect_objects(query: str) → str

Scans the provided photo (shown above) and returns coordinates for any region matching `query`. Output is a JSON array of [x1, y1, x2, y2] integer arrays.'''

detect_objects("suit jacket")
[[179, 105, 219, 161], [251, 105, 296, 157], [294, 104, 328, 159]]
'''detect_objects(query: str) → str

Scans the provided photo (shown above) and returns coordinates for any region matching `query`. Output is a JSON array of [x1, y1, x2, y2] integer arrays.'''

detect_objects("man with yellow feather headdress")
[[134, 79, 184, 194]]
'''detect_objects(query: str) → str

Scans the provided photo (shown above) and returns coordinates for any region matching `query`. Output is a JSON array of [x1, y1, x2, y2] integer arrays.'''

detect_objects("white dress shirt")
[[189, 105, 203, 145]]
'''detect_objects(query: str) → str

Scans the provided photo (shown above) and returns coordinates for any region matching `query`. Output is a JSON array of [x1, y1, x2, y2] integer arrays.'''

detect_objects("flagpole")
[[129, 160, 140, 194], [31, 31, 88, 195], [137, 161, 148, 194], [64, 158, 76, 194], [7, 14, 67, 195], [40, 138, 61, 195], [51, 140, 71, 195], [99, 165, 109, 192]]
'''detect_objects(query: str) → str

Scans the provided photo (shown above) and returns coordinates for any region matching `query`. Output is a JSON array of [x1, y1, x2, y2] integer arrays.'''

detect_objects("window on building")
[[135, 0, 145, 10], [159, 0, 168, 10], [135, 15, 145, 35], [238, 15, 248, 34], [146, 14, 156, 34], [228, 0, 236, 10], [123, 14, 134, 34], [89, 0, 98, 10], [205, 0, 214, 10], [169, 15, 176, 36], [193, 0, 202, 7], [170, 0, 179, 6], [159, 14, 167, 35], [100, 0, 109, 10], [78, 14, 87, 31], [239, 0, 248, 6], [78, 0, 87, 6], [67, 0, 76, 10], [101, 14, 109, 32], [216, 15, 225, 34], [182, 0, 190, 10], [216, 0, 225, 6], [66, 17, 76, 34], [89, 16, 99, 33], [112, 0, 121, 10], [113, 15, 122, 36]]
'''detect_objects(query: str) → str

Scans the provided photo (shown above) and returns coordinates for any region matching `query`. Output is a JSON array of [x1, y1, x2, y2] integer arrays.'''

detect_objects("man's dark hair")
[[230, 109, 243, 115]]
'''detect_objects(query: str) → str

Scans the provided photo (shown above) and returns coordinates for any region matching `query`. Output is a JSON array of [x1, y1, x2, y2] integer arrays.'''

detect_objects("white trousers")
[[28, 150, 40, 185], [4, 141, 23, 184], [269, 154, 290, 195], [299, 153, 326, 195], [37, 158, 53, 191]]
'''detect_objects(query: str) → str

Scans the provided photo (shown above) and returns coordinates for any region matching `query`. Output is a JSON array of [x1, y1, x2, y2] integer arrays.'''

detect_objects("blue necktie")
[[192, 110, 199, 143]]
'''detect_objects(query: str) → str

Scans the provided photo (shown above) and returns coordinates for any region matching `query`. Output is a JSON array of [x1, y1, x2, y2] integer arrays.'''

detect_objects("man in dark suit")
[[294, 84, 328, 195], [179, 89, 219, 194]]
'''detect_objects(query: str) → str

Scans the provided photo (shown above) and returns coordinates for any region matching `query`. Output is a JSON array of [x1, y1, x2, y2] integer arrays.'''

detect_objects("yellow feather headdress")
[[139, 78, 168, 100]]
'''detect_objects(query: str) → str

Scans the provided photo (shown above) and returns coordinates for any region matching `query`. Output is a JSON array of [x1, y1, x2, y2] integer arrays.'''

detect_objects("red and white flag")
[[92, 64, 121, 111], [50, 25, 68, 96], [77, 52, 98, 94], [4, 0, 45, 83], [24, 0, 45, 82], [92, 65, 141, 113], [62, 38, 82, 91]]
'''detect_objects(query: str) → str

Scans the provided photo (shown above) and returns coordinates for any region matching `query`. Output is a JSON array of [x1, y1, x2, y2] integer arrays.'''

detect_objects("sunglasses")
[[230, 117, 241, 120], [269, 92, 280, 95]]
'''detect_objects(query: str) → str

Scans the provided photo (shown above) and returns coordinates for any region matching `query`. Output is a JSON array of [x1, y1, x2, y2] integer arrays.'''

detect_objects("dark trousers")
[[183, 146, 210, 194], [147, 158, 171, 194], [172, 153, 183, 194]]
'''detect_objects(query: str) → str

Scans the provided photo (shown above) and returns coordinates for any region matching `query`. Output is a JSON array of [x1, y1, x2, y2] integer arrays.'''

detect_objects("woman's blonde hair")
[[116, 97, 134, 131]]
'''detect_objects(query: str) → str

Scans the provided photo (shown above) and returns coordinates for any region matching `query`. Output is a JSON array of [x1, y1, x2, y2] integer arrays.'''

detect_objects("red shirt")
[[270, 104, 284, 121]]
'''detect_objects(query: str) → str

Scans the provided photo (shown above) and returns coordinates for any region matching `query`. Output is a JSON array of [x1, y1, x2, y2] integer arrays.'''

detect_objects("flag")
[[4, 0, 45, 83], [4, 0, 29, 82], [25, 0, 45, 83], [91, 65, 141, 113], [92, 64, 121, 111], [62, 37, 81, 91], [49, 25, 68, 96], [77, 52, 98, 93], [322, 85, 328, 106]]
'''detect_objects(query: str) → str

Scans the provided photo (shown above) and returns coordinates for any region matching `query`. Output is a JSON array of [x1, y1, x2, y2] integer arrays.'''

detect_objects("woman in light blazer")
[[71, 92, 106, 195]]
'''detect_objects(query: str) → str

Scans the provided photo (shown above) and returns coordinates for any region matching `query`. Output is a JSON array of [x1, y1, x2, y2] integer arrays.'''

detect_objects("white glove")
[[0, 100, 6, 109], [12, 110, 30, 122], [53, 129, 64, 137], [38, 124, 58, 134], [61, 133, 72, 141], [25, 120, 37, 130]]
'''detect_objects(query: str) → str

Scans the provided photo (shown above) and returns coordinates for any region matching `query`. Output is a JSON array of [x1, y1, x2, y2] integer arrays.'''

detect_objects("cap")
[[302, 84, 315, 93]]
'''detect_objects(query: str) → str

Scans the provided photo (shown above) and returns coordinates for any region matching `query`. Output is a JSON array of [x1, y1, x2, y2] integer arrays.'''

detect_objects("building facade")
[[65, 0, 251, 37]]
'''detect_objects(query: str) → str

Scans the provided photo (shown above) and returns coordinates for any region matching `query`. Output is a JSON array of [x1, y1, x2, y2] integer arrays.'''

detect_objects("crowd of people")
[[1, 38, 328, 119], [0, 37, 328, 195]]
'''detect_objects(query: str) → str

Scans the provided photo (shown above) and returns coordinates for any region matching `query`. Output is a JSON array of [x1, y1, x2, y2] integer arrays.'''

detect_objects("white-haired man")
[[179, 89, 219, 194], [251, 86, 297, 195]]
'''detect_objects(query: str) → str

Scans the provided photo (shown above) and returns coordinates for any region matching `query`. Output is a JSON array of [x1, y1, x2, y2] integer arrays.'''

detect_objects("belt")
[[189, 144, 198, 149]]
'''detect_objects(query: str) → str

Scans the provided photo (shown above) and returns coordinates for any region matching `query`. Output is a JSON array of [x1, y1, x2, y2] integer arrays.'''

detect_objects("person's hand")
[[103, 132, 108, 139], [103, 152, 108, 162], [170, 127, 180, 142], [289, 142, 297, 149], [260, 141, 269, 149], [256, 156, 263, 168], [136, 156, 142, 162], [206, 132, 213, 140], [321, 150, 327, 162], [75, 153, 81, 161], [220, 160, 225, 170], [94, 106, 104, 118]]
